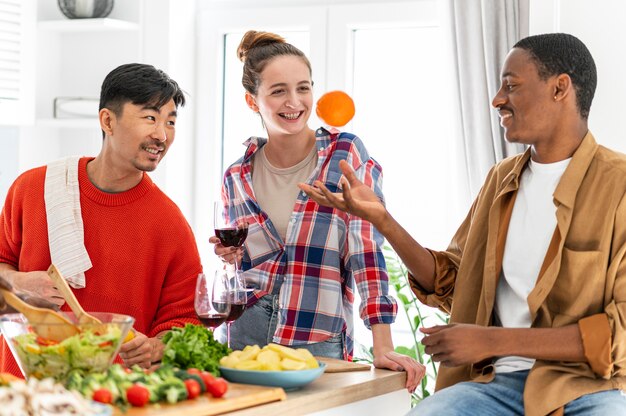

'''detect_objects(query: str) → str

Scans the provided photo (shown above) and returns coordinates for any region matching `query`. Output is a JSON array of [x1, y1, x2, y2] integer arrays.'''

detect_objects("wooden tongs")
[[47, 265, 136, 343], [46, 264, 102, 325], [0, 289, 79, 342]]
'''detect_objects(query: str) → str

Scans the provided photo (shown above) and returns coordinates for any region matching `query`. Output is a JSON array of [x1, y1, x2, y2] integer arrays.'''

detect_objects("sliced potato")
[[305, 357, 319, 369], [221, 344, 318, 371], [235, 360, 263, 370], [267, 343, 306, 361], [256, 350, 281, 365], [239, 345, 261, 361], [280, 358, 307, 371], [261, 362, 282, 371], [220, 355, 240, 368], [296, 348, 314, 360]]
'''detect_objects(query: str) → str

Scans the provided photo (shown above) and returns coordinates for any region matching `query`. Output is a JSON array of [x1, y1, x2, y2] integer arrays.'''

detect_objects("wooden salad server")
[[46, 264, 102, 325], [0, 288, 79, 342]]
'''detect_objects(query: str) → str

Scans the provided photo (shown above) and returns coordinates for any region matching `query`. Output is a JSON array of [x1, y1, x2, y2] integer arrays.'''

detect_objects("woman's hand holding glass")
[[213, 201, 248, 273], [209, 236, 243, 265]]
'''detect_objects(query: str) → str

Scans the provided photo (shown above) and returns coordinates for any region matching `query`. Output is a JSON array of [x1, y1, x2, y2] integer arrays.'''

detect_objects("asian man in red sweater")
[[0, 63, 202, 376]]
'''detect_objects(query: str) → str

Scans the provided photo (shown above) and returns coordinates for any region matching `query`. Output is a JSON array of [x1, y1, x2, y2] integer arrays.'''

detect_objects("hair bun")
[[237, 30, 286, 62]]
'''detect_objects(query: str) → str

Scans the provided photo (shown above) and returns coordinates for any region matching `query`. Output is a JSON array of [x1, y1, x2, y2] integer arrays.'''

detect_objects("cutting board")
[[315, 356, 371, 373], [112, 382, 286, 415]]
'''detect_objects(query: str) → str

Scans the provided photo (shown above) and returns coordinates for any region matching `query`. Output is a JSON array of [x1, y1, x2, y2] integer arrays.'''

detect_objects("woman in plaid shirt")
[[210, 30, 424, 393]]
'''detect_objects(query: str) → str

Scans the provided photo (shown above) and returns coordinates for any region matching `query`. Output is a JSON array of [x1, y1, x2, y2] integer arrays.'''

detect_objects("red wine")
[[197, 313, 227, 329], [215, 227, 248, 247], [226, 303, 246, 322]]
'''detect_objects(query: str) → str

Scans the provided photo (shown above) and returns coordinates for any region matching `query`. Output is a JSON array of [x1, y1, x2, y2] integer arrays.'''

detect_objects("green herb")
[[161, 324, 230, 375]]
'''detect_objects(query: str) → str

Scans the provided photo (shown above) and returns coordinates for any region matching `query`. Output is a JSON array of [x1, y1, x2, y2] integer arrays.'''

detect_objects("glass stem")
[[227, 322, 231, 348]]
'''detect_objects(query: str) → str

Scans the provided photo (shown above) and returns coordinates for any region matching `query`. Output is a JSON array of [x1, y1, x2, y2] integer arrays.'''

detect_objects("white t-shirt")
[[252, 145, 318, 241], [494, 157, 570, 373]]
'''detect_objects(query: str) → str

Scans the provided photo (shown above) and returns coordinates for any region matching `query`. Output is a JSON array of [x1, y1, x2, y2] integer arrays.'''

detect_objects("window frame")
[[194, 1, 446, 346]]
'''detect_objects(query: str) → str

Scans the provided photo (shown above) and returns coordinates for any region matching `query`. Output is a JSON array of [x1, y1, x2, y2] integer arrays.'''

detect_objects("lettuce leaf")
[[161, 324, 230, 376]]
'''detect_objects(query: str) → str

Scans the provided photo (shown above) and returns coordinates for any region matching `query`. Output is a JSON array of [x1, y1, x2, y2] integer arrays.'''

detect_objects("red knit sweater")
[[0, 157, 202, 376]]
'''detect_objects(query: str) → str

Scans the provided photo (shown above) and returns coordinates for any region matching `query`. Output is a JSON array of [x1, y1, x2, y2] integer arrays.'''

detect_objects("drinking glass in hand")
[[214, 200, 248, 273], [194, 271, 230, 333]]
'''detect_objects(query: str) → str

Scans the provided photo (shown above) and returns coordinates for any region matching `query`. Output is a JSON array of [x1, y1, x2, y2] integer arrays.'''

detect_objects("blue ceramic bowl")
[[219, 362, 326, 390]]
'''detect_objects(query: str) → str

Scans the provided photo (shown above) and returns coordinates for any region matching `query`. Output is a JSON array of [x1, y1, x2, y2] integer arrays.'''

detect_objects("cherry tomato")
[[207, 377, 228, 398], [92, 388, 113, 404], [126, 384, 150, 407], [184, 379, 201, 400], [199, 371, 215, 389], [187, 368, 201, 375], [98, 341, 113, 348]]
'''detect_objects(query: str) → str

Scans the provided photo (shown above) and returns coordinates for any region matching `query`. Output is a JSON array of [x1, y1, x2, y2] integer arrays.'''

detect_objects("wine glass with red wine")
[[194, 271, 230, 334], [214, 200, 249, 273], [224, 269, 248, 347]]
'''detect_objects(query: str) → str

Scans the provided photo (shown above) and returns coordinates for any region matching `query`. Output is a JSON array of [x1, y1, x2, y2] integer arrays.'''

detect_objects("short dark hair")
[[99, 63, 186, 116], [514, 33, 596, 119]]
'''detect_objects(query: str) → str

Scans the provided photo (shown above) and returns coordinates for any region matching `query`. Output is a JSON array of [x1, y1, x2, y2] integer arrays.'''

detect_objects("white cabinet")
[[1, 0, 198, 225], [34, 0, 143, 130], [0, 0, 145, 201]]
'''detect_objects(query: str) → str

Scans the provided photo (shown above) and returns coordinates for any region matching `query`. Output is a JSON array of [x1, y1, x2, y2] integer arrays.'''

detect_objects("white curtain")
[[447, 0, 529, 198]]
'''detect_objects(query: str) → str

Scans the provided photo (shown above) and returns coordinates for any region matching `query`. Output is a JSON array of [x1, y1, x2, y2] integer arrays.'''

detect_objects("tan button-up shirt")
[[412, 132, 626, 415]]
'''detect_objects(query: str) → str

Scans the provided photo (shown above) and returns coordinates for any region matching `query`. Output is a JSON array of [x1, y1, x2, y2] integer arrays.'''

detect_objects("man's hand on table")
[[373, 351, 426, 394], [118, 331, 165, 369]]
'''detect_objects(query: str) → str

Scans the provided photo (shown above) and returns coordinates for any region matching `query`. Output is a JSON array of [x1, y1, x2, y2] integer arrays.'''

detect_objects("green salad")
[[12, 325, 122, 381]]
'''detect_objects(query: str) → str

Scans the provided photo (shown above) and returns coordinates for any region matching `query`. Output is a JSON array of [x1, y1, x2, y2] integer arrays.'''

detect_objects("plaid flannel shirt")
[[222, 127, 397, 358]]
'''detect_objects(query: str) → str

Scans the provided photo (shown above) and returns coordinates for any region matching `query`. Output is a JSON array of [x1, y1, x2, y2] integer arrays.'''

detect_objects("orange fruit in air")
[[316, 90, 355, 127]]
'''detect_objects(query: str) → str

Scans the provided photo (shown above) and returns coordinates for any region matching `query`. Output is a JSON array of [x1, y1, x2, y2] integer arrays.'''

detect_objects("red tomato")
[[187, 368, 201, 375], [126, 384, 150, 407], [92, 388, 113, 404], [35, 337, 58, 346], [98, 341, 113, 348], [207, 377, 228, 398], [184, 379, 201, 400], [199, 371, 215, 389]]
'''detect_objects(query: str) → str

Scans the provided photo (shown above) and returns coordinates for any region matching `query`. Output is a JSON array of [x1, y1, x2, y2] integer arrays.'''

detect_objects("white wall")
[[2, 0, 625, 236], [0, 128, 20, 196], [0, 0, 198, 226], [529, 0, 626, 153]]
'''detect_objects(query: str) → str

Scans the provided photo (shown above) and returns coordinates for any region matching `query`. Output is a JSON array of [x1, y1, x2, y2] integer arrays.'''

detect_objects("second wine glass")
[[194, 270, 230, 334], [224, 269, 248, 348]]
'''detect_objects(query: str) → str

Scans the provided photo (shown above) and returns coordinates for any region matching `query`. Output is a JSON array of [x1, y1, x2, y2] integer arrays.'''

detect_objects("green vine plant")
[[354, 244, 449, 406]]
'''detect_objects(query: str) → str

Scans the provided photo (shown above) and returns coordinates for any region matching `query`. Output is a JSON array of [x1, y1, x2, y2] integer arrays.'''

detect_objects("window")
[[0, 0, 35, 125], [196, 0, 465, 349]]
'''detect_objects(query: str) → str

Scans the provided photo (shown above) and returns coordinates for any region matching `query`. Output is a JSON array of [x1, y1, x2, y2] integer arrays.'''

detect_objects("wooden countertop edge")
[[226, 368, 407, 416]]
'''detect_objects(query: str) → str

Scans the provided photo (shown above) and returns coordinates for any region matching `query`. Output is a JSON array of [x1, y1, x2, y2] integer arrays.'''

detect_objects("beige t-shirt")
[[252, 145, 318, 240]]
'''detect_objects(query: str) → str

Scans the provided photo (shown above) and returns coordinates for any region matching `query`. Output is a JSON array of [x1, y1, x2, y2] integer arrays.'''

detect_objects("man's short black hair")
[[513, 33, 596, 120], [99, 63, 186, 116]]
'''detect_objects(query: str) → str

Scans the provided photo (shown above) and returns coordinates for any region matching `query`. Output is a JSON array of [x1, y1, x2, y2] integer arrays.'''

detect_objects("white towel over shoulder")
[[44, 156, 92, 288]]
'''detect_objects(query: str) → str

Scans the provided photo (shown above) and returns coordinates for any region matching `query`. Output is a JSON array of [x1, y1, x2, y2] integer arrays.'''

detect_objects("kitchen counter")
[[226, 367, 409, 416]]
